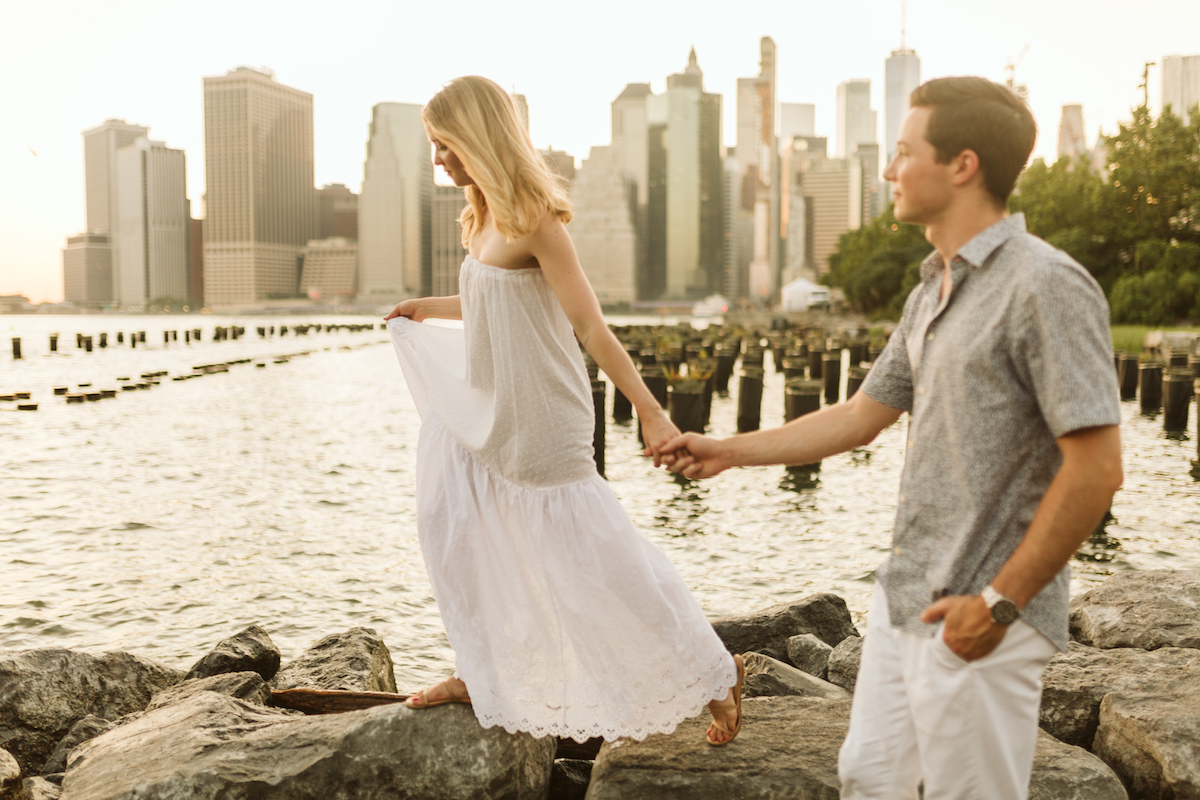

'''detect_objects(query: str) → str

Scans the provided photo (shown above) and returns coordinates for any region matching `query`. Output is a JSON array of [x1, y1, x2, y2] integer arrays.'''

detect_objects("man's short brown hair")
[[909, 77, 1036, 206]]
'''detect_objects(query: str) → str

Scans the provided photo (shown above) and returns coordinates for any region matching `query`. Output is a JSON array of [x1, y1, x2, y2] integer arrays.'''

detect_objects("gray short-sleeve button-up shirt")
[[862, 213, 1120, 650]]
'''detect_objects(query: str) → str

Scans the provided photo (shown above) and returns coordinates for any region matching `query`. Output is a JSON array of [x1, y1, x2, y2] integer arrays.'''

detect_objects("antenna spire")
[[901, 0, 906, 50]]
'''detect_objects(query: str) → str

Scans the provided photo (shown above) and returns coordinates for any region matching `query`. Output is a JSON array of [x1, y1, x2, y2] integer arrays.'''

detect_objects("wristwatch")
[[981, 585, 1021, 625]]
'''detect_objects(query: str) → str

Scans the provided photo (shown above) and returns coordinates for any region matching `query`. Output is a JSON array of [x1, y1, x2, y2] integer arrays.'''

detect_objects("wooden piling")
[[714, 344, 737, 396], [822, 353, 841, 405], [1139, 363, 1163, 413], [847, 366, 869, 398], [1163, 370, 1191, 433], [98, 332, 107, 348], [668, 379, 706, 434], [11, 338, 21, 360], [737, 367, 764, 433], [808, 347, 824, 381], [84, 336, 93, 353], [1118, 354, 1139, 400], [784, 379, 822, 471], [49, 334, 58, 352], [591, 379, 606, 478]]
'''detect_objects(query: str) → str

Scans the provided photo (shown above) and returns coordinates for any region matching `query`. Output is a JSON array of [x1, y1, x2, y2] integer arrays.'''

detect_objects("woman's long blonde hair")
[[422, 76, 572, 248]]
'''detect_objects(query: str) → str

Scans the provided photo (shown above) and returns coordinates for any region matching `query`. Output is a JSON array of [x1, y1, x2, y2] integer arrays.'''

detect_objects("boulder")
[[1039, 643, 1198, 748], [40, 716, 114, 776], [1069, 569, 1200, 651], [826, 635, 863, 693], [20, 777, 61, 800], [711, 594, 858, 667], [786, 633, 832, 679], [1028, 729, 1127, 800], [549, 758, 592, 800], [184, 625, 281, 682], [63, 691, 554, 800], [741, 653, 849, 701], [0, 649, 182, 774], [146, 671, 269, 712], [271, 627, 397, 693], [586, 696, 848, 799], [1, 748, 19, 798], [1093, 679, 1200, 799]]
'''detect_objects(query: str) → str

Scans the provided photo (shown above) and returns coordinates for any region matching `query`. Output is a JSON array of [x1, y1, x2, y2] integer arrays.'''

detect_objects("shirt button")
[[927, 332, 935, 341], [918, 386, 926, 395], [907, 441, 914, 450], [899, 494, 906, 502], [893, 546, 903, 555]]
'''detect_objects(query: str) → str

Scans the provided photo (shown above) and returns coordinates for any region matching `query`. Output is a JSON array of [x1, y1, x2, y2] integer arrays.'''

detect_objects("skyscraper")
[[79, 118, 149, 301], [114, 137, 190, 306], [644, 48, 723, 300], [202, 67, 314, 305], [1162, 54, 1200, 119], [836, 79, 876, 159], [1057, 105, 1087, 160], [780, 103, 816, 141], [62, 233, 113, 307], [358, 102, 432, 303], [741, 37, 778, 303], [431, 184, 467, 297], [569, 145, 636, 304], [316, 183, 359, 240], [885, 48, 921, 165]]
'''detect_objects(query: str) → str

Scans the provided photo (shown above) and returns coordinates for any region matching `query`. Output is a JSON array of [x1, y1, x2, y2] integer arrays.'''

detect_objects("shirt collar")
[[919, 213, 1028, 282]]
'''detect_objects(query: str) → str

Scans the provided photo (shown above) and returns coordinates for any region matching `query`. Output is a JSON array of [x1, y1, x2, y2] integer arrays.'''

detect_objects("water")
[[2, 314, 1198, 687]]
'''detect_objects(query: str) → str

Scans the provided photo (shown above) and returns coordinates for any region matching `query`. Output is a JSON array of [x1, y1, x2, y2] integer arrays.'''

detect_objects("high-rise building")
[[189, 217, 204, 302], [358, 102, 432, 303], [885, 49, 921, 166], [740, 37, 778, 303], [1162, 54, 1200, 119], [316, 183, 359, 240], [512, 93, 530, 132], [540, 148, 577, 181], [643, 48, 724, 300], [300, 237, 357, 301], [611, 83, 653, 299], [780, 103, 816, 141], [722, 154, 743, 302], [62, 233, 113, 307], [836, 79, 877, 160], [203, 67, 314, 305], [80, 118, 150, 301], [569, 145, 636, 305], [1057, 105, 1087, 160], [114, 137, 190, 306], [780, 136, 869, 280], [853, 142, 883, 224], [431, 184, 467, 297]]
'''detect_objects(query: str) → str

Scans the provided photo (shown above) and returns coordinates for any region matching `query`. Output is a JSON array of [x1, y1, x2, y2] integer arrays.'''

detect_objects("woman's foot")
[[706, 654, 745, 746], [405, 676, 471, 709]]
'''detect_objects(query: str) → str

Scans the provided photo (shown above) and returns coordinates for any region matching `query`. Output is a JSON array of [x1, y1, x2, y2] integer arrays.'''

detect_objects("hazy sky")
[[3, 0, 1197, 303]]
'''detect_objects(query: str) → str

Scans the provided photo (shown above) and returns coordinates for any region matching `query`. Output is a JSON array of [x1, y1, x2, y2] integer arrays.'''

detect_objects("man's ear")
[[950, 149, 983, 189]]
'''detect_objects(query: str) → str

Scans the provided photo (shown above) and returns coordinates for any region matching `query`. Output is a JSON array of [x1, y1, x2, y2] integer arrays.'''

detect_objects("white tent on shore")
[[780, 278, 830, 312]]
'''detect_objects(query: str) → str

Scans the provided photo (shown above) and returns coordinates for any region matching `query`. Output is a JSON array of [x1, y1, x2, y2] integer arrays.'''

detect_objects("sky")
[[2, 0, 1198, 303]]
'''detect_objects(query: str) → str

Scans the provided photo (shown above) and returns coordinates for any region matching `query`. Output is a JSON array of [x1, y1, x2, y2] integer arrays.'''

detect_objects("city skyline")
[[4, 0, 1199, 303]]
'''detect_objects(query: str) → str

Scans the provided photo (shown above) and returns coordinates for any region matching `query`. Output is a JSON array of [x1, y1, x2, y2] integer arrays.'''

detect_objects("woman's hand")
[[384, 299, 423, 322], [639, 408, 682, 467]]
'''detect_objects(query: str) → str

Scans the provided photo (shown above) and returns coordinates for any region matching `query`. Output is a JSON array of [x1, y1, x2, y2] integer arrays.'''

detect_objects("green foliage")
[[824, 101, 1200, 325], [824, 205, 929, 319]]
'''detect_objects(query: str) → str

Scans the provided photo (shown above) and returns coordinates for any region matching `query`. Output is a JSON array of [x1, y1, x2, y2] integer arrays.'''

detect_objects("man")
[[662, 77, 1123, 799]]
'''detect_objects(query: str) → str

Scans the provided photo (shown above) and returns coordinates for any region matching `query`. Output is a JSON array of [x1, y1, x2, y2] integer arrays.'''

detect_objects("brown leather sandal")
[[706, 653, 745, 746], [404, 677, 472, 709]]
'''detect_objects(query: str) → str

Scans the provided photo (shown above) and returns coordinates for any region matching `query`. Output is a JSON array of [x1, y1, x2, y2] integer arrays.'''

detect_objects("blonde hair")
[[423, 76, 572, 248]]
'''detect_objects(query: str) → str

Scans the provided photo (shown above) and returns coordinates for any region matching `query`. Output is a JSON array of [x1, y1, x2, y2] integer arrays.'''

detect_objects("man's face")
[[883, 106, 955, 226]]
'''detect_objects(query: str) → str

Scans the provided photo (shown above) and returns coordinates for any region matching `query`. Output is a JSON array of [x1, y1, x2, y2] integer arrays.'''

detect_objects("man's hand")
[[660, 433, 729, 479], [920, 595, 1009, 662]]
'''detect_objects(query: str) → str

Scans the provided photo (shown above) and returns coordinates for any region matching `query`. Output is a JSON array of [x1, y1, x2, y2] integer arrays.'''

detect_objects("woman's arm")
[[527, 215, 679, 462], [384, 296, 462, 322]]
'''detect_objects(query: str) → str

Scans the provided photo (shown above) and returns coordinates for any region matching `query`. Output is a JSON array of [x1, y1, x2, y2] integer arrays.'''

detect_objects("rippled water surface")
[[2, 314, 1198, 687]]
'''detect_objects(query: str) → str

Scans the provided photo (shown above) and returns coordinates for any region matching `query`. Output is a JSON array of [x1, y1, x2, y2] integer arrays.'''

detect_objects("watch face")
[[992, 599, 1020, 625]]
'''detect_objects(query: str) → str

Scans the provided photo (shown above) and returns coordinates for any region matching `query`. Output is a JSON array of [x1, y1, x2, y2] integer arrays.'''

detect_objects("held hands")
[[660, 433, 729, 479], [639, 408, 681, 468], [384, 299, 429, 322], [920, 594, 1009, 662]]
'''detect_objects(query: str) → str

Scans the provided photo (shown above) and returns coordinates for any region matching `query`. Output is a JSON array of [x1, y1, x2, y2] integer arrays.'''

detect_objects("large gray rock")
[[63, 691, 554, 800], [711, 594, 858, 667], [271, 627, 397, 693], [0, 649, 182, 774], [787, 633, 833, 679], [40, 716, 114, 776], [549, 759, 592, 800], [1094, 679, 1200, 800], [1040, 643, 1198, 748], [586, 696, 848, 799], [146, 671, 269, 712], [1070, 569, 1200, 651], [184, 624, 281, 682], [1029, 730, 1127, 800], [826, 635, 863, 693], [20, 777, 61, 800], [741, 652, 849, 701]]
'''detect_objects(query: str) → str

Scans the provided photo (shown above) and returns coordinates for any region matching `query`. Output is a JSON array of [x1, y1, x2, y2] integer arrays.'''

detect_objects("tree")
[[824, 205, 929, 318]]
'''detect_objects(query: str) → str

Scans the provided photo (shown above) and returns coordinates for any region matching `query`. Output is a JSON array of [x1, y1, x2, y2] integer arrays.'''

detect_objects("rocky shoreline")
[[2, 569, 1197, 800]]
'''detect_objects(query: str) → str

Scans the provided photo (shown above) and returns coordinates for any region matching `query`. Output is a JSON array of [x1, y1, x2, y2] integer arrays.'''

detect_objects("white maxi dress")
[[388, 256, 737, 742]]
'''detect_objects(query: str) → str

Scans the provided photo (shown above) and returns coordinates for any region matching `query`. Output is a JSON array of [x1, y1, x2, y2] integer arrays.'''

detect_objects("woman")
[[384, 75, 744, 746]]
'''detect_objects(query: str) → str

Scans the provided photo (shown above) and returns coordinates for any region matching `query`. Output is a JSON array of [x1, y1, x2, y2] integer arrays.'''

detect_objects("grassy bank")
[[1111, 325, 1196, 354]]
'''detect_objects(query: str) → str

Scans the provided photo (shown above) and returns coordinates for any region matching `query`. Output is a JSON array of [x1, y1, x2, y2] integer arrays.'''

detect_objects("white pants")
[[838, 587, 1057, 800]]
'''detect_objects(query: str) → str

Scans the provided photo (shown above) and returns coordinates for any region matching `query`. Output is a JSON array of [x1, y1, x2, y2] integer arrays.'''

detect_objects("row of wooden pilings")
[[584, 323, 885, 477], [1114, 350, 1200, 434], [9, 323, 389, 359]]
